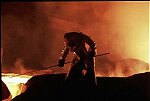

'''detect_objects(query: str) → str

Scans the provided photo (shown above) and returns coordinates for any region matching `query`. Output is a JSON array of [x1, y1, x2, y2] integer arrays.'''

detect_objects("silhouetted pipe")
[[10, 53, 110, 77]]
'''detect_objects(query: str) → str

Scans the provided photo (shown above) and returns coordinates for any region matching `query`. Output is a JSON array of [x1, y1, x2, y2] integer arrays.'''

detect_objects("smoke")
[[14, 58, 26, 74], [1, 2, 149, 76]]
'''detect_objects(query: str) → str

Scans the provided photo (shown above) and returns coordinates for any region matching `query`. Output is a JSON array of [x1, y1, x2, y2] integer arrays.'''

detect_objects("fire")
[[2, 73, 32, 99], [95, 57, 149, 77]]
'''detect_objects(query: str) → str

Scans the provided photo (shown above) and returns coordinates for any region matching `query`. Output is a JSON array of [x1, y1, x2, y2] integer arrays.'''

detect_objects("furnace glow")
[[2, 73, 32, 99]]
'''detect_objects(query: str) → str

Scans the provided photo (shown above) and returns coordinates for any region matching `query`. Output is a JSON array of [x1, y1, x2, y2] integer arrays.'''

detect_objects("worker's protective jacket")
[[60, 32, 97, 85], [60, 32, 96, 60]]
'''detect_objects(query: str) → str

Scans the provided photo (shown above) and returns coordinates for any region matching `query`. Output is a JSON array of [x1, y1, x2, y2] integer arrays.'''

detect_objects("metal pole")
[[10, 53, 110, 77]]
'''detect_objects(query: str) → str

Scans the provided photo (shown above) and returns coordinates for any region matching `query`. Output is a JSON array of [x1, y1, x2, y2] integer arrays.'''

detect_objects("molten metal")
[[2, 73, 32, 99]]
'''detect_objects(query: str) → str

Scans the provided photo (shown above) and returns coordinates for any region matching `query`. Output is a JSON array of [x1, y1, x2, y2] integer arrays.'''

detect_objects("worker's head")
[[64, 32, 82, 52], [64, 38, 76, 52]]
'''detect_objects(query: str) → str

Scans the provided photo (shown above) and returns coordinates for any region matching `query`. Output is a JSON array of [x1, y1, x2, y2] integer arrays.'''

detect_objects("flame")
[[2, 73, 32, 99], [1, 3, 149, 100], [95, 57, 149, 77]]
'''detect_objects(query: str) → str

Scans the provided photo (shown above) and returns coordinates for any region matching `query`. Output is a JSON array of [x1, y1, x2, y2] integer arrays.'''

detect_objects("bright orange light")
[[110, 2, 149, 63], [2, 73, 32, 99]]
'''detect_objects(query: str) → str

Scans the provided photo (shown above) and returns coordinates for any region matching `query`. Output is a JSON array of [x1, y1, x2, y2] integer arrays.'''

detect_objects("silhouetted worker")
[[58, 32, 97, 86]]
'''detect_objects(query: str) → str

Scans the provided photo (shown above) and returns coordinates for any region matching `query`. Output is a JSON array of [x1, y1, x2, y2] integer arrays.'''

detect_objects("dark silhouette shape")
[[2, 80, 11, 100], [58, 32, 97, 86], [12, 72, 150, 101]]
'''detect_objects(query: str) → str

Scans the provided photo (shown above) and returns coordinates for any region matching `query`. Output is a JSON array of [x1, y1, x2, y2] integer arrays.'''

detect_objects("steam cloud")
[[1, 2, 149, 75]]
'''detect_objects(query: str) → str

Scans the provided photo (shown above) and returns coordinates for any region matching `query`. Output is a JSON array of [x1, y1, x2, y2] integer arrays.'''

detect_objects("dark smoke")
[[1, 2, 149, 75]]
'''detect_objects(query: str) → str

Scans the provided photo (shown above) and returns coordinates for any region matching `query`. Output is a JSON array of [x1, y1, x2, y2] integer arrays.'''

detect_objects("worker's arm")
[[82, 33, 97, 57], [60, 46, 69, 59], [58, 46, 69, 67]]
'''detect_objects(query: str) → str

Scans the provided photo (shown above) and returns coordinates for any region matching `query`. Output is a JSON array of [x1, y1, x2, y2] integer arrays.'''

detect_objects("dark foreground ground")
[[2, 80, 11, 100], [12, 72, 150, 101]]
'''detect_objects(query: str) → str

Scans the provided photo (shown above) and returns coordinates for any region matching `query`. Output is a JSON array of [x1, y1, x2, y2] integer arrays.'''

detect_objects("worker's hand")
[[58, 59, 65, 67], [87, 51, 96, 58]]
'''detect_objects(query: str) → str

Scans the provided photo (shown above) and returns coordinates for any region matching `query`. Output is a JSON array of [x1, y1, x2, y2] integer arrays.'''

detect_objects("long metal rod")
[[10, 53, 110, 77]]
